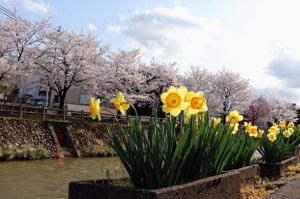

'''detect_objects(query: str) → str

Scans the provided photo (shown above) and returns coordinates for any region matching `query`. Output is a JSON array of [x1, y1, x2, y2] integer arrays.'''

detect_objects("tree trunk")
[[58, 89, 68, 109]]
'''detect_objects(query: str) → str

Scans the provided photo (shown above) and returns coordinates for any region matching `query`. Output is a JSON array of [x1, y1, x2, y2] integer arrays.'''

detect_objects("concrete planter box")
[[292, 145, 300, 161], [235, 165, 259, 183], [259, 157, 297, 179], [69, 171, 240, 199]]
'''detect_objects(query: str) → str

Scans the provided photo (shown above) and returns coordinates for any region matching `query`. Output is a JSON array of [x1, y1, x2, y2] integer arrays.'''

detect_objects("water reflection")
[[0, 157, 125, 199]]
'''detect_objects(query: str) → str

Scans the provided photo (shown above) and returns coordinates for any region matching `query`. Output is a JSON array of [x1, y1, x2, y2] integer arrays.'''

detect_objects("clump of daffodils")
[[244, 122, 258, 137], [89, 86, 249, 136], [283, 128, 294, 138], [259, 120, 298, 164], [267, 123, 280, 142], [160, 86, 209, 124], [243, 122, 264, 138], [266, 121, 296, 142]]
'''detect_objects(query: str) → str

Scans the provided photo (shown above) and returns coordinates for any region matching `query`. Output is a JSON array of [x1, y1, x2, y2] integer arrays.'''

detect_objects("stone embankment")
[[0, 118, 120, 161], [69, 122, 121, 157], [0, 118, 57, 160]]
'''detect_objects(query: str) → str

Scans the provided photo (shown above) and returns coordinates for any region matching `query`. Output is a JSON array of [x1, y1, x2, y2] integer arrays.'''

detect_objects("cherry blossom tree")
[[0, 17, 51, 84], [180, 65, 211, 92], [97, 49, 146, 103], [179, 65, 220, 116], [211, 68, 253, 118], [98, 50, 178, 115], [35, 29, 108, 109], [245, 96, 271, 124], [268, 96, 297, 122], [140, 60, 178, 113]]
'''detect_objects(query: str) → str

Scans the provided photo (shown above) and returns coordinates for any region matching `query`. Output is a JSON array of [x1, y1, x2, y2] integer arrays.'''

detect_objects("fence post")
[[19, 104, 23, 119], [42, 106, 46, 121], [81, 110, 84, 123], [63, 107, 66, 121]]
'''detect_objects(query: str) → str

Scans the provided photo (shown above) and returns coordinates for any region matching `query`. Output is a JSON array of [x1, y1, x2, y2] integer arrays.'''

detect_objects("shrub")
[[81, 144, 115, 157], [35, 146, 50, 159], [258, 123, 297, 163], [3, 151, 17, 160]]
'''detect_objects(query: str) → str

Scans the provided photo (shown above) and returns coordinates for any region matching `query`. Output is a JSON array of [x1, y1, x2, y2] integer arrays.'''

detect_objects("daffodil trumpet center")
[[89, 104, 95, 114], [166, 92, 181, 108], [114, 104, 121, 111], [190, 97, 204, 109]]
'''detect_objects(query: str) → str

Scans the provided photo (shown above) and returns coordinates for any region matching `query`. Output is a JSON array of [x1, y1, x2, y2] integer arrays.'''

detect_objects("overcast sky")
[[2, 0, 300, 104]]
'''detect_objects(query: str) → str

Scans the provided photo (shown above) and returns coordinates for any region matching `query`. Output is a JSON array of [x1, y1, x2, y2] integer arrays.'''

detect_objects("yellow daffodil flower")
[[249, 125, 258, 137], [287, 128, 294, 136], [279, 121, 286, 128], [268, 124, 280, 135], [110, 92, 130, 115], [213, 117, 221, 127], [283, 129, 291, 137], [244, 122, 252, 133], [288, 122, 295, 128], [89, 96, 101, 120], [267, 132, 277, 142], [161, 86, 188, 117], [258, 130, 264, 137], [185, 91, 208, 115], [226, 110, 243, 124], [229, 122, 239, 134]]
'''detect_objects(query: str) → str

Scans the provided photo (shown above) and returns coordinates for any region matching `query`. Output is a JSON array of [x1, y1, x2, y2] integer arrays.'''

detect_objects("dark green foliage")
[[258, 133, 296, 163], [225, 134, 259, 170], [288, 126, 300, 147], [107, 113, 253, 189]]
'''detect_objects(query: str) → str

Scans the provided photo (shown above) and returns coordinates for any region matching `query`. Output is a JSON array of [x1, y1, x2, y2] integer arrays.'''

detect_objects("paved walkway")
[[266, 177, 300, 199]]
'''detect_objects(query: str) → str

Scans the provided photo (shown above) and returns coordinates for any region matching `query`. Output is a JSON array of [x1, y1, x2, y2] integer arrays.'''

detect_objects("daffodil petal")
[[119, 108, 125, 115], [200, 103, 208, 112], [188, 108, 199, 115], [180, 101, 189, 110], [187, 91, 195, 101], [169, 108, 181, 117], [162, 105, 170, 113], [168, 86, 177, 93], [160, 92, 168, 103], [121, 103, 130, 111], [195, 91, 204, 97], [177, 86, 187, 99]]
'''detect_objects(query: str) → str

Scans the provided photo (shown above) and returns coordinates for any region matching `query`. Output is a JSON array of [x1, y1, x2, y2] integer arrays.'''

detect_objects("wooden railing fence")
[[0, 103, 156, 123]]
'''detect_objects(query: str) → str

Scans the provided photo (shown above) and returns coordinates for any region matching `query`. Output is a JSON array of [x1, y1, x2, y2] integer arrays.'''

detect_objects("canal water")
[[0, 157, 125, 199]]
